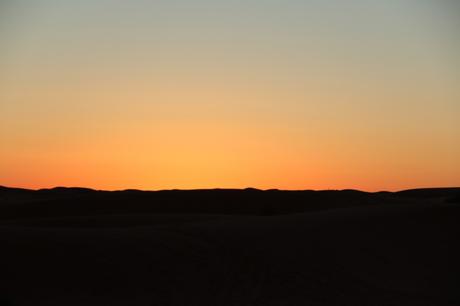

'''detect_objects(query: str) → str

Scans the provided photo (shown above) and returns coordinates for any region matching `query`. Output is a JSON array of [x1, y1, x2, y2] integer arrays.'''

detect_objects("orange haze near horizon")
[[1, 1, 459, 191]]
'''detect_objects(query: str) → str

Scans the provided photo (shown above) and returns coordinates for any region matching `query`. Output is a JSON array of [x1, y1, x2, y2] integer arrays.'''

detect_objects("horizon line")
[[2, 185, 460, 194]]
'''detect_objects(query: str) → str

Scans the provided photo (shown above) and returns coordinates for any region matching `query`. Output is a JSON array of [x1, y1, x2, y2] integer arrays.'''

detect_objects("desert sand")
[[0, 187, 458, 305]]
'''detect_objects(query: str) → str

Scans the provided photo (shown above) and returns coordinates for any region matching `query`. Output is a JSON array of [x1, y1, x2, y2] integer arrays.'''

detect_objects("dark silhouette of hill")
[[1, 186, 458, 221], [0, 186, 459, 305]]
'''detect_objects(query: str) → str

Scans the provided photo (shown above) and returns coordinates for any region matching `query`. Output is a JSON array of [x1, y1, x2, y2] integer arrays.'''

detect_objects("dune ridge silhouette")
[[0, 186, 459, 305]]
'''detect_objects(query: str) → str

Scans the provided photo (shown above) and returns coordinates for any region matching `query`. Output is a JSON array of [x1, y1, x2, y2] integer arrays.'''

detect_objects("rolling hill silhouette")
[[0, 186, 459, 305]]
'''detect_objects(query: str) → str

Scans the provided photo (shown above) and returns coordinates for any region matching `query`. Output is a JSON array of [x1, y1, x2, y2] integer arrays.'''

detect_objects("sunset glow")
[[1, 0, 459, 191]]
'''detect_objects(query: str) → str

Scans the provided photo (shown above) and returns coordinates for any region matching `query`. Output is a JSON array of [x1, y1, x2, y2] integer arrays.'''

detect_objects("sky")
[[1, 0, 459, 191]]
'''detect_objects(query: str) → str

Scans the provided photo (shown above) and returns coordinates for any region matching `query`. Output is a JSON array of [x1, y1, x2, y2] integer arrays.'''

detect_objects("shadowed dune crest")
[[0, 186, 459, 305]]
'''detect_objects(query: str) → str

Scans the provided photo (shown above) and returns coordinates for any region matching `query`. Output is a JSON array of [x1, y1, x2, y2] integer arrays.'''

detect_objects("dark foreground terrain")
[[0, 186, 459, 306]]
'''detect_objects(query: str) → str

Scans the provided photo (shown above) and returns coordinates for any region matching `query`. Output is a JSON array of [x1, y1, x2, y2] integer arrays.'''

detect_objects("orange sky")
[[1, 0, 459, 191]]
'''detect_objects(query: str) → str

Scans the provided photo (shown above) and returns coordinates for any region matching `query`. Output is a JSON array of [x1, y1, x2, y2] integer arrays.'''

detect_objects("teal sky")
[[1, 0, 459, 190]]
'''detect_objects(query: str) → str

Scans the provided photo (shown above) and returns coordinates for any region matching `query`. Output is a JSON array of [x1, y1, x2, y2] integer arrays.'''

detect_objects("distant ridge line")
[[1, 185, 460, 194]]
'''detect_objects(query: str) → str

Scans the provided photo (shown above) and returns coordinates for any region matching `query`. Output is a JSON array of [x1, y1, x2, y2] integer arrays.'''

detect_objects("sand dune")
[[0, 188, 459, 305]]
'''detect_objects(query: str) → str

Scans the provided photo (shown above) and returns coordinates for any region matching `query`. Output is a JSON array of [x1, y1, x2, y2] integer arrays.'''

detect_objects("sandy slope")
[[0, 201, 458, 306]]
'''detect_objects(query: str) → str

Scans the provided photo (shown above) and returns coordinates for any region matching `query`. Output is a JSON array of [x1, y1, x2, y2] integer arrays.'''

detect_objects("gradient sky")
[[1, 0, 459, 191]]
